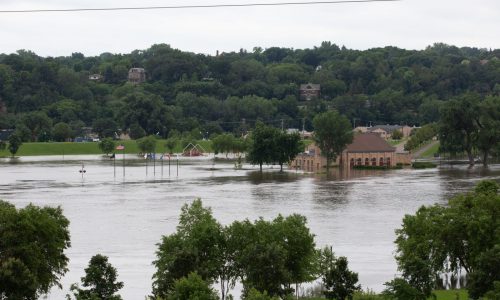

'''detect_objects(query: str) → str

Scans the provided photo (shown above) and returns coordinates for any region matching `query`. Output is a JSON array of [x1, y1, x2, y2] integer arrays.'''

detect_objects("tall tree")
[[394, 180, 500, 299], [69, 254, 124, 300], [7, 133, 22, 157], [98, 138, 116, 156], [247, 122, 280, 172], [275, 132, 303, 172], [476, 96, 500, 167], [312, 110, 353, 171], [439, 93, 480, 166], [0, 201, 71, 299]]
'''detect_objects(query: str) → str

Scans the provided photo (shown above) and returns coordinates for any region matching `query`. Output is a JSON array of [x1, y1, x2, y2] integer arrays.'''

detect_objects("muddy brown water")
[[1, 155, 499, 299]]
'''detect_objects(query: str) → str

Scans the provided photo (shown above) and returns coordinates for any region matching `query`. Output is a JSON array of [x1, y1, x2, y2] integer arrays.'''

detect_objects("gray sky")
[[0, 0, 498, 57]]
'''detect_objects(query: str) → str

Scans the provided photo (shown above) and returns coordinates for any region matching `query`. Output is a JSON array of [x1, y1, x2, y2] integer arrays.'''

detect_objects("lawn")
[[0, 139, 213, 157], [420, 141, 440, 158], [302, 289, 468, 300]]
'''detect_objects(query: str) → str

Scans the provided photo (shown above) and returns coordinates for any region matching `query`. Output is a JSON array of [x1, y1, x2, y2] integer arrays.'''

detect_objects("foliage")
[[7, 133, 22, 156], [404, 124, 437, 151], [244, 288, 280, 300], [394, 180, 500, 299], [247, 122, 280, 171], [129, 123, 146, 140], [382, 278, 426, 300], [275, 131, 303, 171], [411, 162, 437, 169], [391, 130, 403, 140], [98, 138, 115, 156], [313, 110, 353, 170], [165, 137, 178, 154], [166, 272, 219, 300], [152, 199, 224, 299], [0, 200, 71, 299], [53, 122, 73, 142], [69, 254, 123, 300], [319, 247, 361, 300], [212, 133, 236, 157], [137, 135, 157, 154]]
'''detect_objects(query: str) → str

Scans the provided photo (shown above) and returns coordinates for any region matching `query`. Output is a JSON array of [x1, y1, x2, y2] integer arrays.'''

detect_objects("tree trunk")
[[260, 163, 263, 172], [280, 163, 283, 172], [467, 150, 475, 166], [482, 151, 489, 167]]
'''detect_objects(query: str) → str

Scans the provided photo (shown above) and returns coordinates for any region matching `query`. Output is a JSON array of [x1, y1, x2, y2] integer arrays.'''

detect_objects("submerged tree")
[[313, 110, 353, 171]]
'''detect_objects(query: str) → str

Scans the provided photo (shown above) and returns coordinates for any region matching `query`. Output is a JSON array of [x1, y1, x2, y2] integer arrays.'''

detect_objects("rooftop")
[[345, 133, 395, 153]]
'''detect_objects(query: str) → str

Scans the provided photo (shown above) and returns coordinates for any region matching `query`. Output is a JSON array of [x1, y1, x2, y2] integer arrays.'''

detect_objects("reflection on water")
[[0, 157, 499, 300]]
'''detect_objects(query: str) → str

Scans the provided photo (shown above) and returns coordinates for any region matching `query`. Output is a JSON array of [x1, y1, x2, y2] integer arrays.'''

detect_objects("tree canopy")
[[0, 200, 71, 299]]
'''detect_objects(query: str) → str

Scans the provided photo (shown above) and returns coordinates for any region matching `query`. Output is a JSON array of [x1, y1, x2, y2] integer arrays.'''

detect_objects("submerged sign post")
[[116, 144, 125, 176]]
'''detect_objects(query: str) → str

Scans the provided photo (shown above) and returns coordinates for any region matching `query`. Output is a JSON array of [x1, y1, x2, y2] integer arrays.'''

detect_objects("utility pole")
[[302, 118, 305, 133], [281, 119, 284, 131]]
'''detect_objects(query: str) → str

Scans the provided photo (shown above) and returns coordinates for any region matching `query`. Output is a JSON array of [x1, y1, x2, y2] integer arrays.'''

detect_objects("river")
[[1, 155, 499, 299]]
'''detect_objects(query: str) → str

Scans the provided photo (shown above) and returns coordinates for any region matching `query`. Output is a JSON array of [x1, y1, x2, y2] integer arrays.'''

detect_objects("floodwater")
[[1, 155, 499, 299]]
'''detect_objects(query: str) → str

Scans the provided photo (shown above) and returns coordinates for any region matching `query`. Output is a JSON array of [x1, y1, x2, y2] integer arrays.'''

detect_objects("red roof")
[[345, 133, 395, 153]]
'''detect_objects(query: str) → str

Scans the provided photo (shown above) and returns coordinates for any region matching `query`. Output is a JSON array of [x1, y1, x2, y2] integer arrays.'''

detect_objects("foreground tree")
[[313, 110, 353, 171], [137, 135, 157, 154], [69, 254, 124, 300], [52, 122, 73, 142], [0, 201, 71, 299], [152, 199, 224, 299], [394, 180, 500, 299], [319, 247, 361, 300], [166, 272, 219, 300]]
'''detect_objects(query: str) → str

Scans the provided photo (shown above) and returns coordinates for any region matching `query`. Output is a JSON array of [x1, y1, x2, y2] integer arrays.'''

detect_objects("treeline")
[[1, 180, 499, 299], [0, 42, 499, 141]]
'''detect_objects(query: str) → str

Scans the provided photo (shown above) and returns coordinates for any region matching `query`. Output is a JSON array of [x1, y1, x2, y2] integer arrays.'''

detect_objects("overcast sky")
[[0, 0, 498, 57]]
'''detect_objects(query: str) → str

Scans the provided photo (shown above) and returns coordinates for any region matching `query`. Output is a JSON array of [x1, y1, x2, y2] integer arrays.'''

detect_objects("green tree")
[[0, 201, 70, 299], [319, 247, 361, 300], [165, 137, 178, 154], [137, 135, 157, 154], [92, 118, 118, 139], [438, 93, 480, 166], [20, 111, 52, 142], [69, 254, 123, 300], [98, 138, 116, 156], [382, 278, 424, 300], [275, 131, 303, 172], [391, 129, 403, 140], [7, 133, 22, 156], [247, 122, 280, 172], [394, 180, 500, 299], [312, 110, 353, 171], [152, 199, 224, 299], [476, 96, 500, 167], [212, 133, 235, 157], [166, 272, 219, 300], [128, 123, 146, 140], [52, 122, 73, 142]]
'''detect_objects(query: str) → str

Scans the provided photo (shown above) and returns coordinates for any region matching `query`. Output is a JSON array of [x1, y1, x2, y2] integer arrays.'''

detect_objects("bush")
[[411, 162, 437, 169]]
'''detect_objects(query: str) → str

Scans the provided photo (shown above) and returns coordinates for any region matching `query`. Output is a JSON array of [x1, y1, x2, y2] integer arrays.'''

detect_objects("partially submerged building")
[[292, 133, 411, 172]]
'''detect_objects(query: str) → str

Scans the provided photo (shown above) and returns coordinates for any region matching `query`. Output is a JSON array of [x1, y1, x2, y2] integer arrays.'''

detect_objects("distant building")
[[0, 129, 14, 141], [355, 125, 415, 139], [299, 83, 320, 101], [128, 68, 146, 84], [88, 74, 103, 81]]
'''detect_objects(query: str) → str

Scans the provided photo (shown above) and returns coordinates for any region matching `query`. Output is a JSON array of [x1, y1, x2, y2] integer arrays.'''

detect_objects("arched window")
[[379, 157, 384, 166], [350, 158, 354, 167], [371, 158, 377, 166], [356, 158, 362, 166], [365, 158, 369, 166], [386, 157, 391, 166]]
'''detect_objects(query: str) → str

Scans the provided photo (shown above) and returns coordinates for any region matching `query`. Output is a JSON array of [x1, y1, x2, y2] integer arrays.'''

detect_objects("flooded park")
[[1, 155, 499, 299]]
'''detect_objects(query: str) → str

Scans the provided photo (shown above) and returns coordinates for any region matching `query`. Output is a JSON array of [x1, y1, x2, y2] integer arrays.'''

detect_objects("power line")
[[0, 0, 400, 14]]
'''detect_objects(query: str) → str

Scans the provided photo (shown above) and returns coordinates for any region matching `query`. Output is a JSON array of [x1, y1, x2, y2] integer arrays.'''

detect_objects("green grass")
[[412, 161, 438, 169], [420, 141, 441, 158], [388, 138, 407, 146], [432, 289, 468, 300], [301, 289, 468, 300], [0, 140, 213, 157]]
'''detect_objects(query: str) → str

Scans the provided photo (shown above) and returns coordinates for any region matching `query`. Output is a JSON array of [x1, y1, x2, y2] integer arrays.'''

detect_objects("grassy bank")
[[303, 289, 468, 300], [0, 140, 213, 157], [420, 141, 441, 158]]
